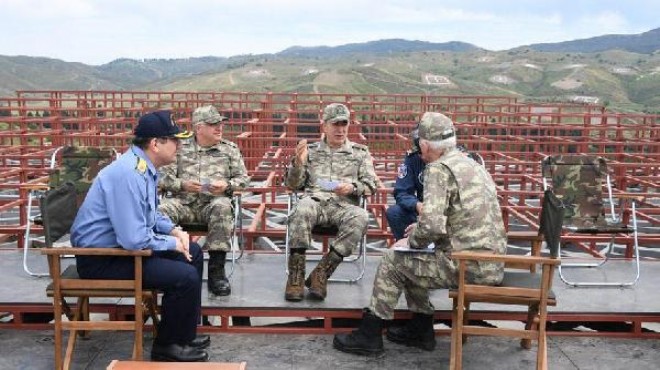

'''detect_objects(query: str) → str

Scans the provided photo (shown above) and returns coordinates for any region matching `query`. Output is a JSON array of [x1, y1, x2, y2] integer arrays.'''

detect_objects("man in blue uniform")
[[386, 126, 425, 240], [70, 110, 210, 362]]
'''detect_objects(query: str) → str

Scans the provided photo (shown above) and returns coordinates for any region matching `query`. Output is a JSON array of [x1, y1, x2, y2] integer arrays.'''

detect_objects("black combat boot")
[[333, 308, 384, 356], [386, 312, 436, 351], [208, 251, 231, 296], [305, 248, 343, 300], [285, 250, 306, 302]]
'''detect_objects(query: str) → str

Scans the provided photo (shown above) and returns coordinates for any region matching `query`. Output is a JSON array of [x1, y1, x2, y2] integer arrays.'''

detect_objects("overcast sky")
[[2, 0, 658, 65]]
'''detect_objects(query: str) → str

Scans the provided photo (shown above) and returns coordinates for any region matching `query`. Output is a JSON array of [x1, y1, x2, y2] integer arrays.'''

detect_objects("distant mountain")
[[524, 27, 660, 54], [278, 39, 480, 58], [0, 55, 121, 96], [1, 29, 659, 113], [96, 56, 230, 88]]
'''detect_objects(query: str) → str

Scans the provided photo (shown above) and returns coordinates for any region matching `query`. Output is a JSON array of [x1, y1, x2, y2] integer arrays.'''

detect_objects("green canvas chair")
[[541, 155, 641, 287], [23, 146, 119, 277]]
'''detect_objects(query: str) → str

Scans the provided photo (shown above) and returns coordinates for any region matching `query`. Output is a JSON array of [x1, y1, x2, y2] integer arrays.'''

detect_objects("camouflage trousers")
[[287, 196, 368, 257], [369, 249, 504, 320], [159, 196, 234, 252]]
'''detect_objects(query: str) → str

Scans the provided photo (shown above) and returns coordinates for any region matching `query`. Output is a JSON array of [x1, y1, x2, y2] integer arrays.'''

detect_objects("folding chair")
[[177, 193, 244, 278], [449, 189, 562, 370], [284, 191, 368, 283], [23, 146, 118, 277], [40, 182, 159, 370], [541, 155, 641, 287]]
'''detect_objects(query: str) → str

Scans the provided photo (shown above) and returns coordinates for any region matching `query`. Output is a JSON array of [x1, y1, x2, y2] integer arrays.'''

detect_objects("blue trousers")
[[386, 204, 418, 240], [76, 242, 204, 346]]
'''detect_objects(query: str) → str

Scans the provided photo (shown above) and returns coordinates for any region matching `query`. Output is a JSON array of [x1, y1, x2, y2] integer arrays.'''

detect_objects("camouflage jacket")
[[285, 139, 378, 205], [409, 148, 507, 256], [159, 137, 249, 204]]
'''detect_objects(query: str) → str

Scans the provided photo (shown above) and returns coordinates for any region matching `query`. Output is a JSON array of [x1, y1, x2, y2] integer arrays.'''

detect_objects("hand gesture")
[[174, 235, 192, 262], [209, 180, 229, 195], [404, 223, 417, 238], [415, 202, 424, 215], [390, 237, 409, 249], [294, 139, 308, 166], [182, 180, 202, 193], [334, 182, 355, 196]]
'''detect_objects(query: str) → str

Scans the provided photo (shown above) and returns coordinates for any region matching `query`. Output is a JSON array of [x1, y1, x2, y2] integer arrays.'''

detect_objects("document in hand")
[[317, 179, 340, 191], [392, 242, 436, 253]]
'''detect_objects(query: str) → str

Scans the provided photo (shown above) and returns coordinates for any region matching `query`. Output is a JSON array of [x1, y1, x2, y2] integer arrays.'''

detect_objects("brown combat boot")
[[284, 253, 306, 302], [305, 249, 343, 300]]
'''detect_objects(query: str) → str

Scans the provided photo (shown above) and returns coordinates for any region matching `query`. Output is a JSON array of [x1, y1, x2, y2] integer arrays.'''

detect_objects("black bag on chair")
[[40, 182, 78, 247], [538, 189, 564, 258]]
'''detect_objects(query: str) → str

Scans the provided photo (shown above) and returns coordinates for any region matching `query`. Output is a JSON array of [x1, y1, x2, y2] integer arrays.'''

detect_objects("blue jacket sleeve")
[[393, 154, 421, 212], [102, 171, 176, 251]]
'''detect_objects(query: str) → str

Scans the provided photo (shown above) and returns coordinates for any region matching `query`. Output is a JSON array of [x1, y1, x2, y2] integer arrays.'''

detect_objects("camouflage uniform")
[[286, 138, 378, 257], [158, 134, 249, 252], [369, 113, 507, 320]]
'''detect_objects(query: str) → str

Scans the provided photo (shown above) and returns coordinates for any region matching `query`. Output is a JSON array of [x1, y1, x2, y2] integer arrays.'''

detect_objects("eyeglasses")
[[156, 137, 180, 145]]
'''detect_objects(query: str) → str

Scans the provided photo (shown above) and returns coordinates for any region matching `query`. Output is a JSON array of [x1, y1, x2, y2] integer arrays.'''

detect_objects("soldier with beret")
[[159, 105, 250, 297], [71, 110, 210, 362], [285, 103, 378, 302], [334, 112, 507, 356]]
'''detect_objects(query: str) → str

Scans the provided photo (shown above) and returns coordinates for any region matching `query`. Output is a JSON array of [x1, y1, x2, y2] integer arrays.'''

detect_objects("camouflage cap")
[[322, 103, 350, 124], [192, 105, 228, 125], [417, 112, 455, 141]]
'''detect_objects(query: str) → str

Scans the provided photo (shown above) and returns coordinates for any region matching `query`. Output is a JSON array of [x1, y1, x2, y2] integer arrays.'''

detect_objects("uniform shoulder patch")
[[221, 138, 238, 148], [135, 157, 147, 174], [397, 163, 408, 179], [351, 142, 368, 151]]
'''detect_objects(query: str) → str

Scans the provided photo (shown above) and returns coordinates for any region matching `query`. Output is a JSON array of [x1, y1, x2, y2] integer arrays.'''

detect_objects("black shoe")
[[189, 335, 211, 349], [208, 276, 231, 296], [151, 343, 209, 362]]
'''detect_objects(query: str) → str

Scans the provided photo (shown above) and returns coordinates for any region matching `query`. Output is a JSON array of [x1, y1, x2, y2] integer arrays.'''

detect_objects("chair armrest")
[[450, 251, 560, 266], [618, 194, 645, 203], [22, 183, 50, 191], [41, 247, 153, 257]]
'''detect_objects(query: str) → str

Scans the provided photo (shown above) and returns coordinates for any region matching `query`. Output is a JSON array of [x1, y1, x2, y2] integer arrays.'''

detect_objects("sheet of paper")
[[317, 179, 340, 191], [392, 242, 436, 253]]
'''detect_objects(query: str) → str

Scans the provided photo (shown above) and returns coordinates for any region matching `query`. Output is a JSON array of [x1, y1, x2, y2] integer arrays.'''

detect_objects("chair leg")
[[537, 331, 548, 370], [462, 301, 471, 344], [54, 300, 63, 370], [449, 298, 458, 370], [64, 297, 85, 370], [450, 297, 465, 370], [521, 303, 539, 349]]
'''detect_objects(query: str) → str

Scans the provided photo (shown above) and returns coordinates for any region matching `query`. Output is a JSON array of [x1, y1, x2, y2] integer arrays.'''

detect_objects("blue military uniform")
[[386, 150, 425, 240], [72, 145, 204, 347]]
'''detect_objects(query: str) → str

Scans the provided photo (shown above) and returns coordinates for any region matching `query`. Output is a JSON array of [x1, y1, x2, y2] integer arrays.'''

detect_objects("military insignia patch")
[[136, 158, 147, 174], [397, 164, 407, 179]]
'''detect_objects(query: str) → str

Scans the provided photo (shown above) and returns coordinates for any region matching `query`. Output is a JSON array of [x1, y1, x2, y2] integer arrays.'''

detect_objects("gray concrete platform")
[[4, 249, 660, 316], [1, 329, 660, 370], [3, 249, 660, 369]]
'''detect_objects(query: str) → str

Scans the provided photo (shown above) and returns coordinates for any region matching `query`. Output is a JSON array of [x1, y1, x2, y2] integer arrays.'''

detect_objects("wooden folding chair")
[[448, 189, 562, 370], [41, 182, 159, 370]]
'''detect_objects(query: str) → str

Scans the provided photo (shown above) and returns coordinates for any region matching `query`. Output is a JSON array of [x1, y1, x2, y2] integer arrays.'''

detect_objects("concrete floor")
[[1, 329, 660, 370]]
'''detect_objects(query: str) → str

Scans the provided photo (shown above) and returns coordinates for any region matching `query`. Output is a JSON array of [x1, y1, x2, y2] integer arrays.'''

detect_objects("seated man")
[[159, 105, 249, 297], [386, 126, 425, 240], [71, 110, 209, 362], [333, 112, 507, 355], [285, 103, 378, 302]]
